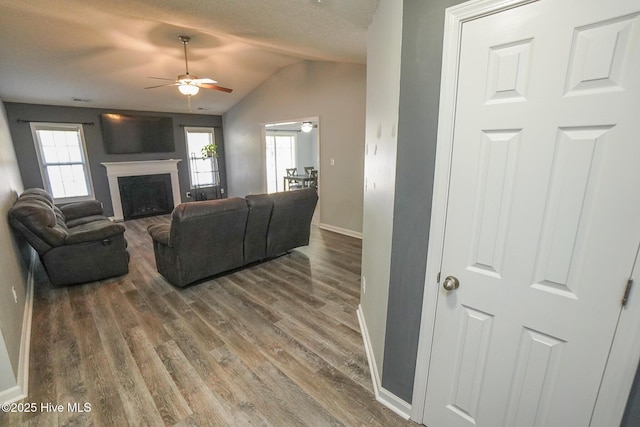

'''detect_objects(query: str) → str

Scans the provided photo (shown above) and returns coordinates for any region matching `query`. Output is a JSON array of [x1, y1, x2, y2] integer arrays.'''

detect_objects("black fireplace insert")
[[118, 174, 174, 220]]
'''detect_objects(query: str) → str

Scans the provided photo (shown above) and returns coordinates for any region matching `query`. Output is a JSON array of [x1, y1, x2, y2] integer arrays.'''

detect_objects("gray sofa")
[[8, 188, 129, 286], [147, 188, 318, 287]]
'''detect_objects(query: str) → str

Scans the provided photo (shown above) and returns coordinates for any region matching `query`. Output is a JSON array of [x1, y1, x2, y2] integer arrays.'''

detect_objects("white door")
[[424, 1, 640, 426]]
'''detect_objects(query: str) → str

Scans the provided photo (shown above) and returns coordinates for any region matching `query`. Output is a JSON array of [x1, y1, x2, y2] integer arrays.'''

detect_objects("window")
[[266, 132, 297, 193], [30, 123, 94, 203], [185, 127, 218, 188]]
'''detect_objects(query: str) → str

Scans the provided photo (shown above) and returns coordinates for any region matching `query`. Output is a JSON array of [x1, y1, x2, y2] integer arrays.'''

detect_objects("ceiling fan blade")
[[192, 78, 217, 84], [144, 82, 178, 89], [147, 76, 176, 81], [198, 83, 233, 93]]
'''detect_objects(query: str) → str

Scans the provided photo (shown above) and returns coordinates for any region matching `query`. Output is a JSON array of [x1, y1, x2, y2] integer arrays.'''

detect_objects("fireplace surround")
[[101, 160, 182, 221]]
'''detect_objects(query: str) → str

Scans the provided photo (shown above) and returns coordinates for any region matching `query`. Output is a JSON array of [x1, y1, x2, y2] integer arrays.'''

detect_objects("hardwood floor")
[[1, 216, 415, 426]]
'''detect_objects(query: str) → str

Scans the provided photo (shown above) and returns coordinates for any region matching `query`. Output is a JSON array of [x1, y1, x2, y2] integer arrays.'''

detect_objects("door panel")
[[424, 1, 640, 426]]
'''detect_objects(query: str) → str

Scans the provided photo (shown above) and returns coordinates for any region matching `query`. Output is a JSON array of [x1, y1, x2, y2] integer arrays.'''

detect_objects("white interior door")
[[424, 1, 640, 426]]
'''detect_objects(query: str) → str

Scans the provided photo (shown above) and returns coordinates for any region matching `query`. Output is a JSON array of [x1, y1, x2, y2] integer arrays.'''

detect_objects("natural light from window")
[[31, 123, 93, 202], [185, 127, 218, 188], [266, 133, 296, 193]]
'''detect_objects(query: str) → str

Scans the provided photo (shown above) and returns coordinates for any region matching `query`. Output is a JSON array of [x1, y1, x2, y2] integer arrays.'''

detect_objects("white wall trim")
[[357, 305, 411, 420], [592, 247, 640, 426], [378, 387, 412, 420], [1, 250, 35, 405], [101, 159, 182, 222], [318, 223, 362, 239], [17, 250, 35, 399], [0, 385, 24, 405]]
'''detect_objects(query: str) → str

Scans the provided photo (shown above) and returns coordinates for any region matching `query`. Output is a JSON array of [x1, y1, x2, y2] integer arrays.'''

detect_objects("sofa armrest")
[[65, 221, 125, 245], [147, 224, 171, 247], [60, 200, 104, 221]]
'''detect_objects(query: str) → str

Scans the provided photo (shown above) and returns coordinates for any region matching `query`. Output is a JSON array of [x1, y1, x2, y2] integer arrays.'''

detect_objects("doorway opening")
[[264, 118, 319, 223]]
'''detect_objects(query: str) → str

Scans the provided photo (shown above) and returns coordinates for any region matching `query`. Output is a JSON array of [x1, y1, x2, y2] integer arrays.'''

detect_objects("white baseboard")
[[17, 250, 35, 398], [318, 223, 363, 239], [378, 386, 412, 419], [1, 250, 36, 405], [357, 305, 411, 420]]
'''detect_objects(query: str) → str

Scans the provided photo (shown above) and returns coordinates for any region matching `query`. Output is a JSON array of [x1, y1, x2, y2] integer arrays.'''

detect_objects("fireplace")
[[101, 160, 182, 222], [118, 174, 174, 220]]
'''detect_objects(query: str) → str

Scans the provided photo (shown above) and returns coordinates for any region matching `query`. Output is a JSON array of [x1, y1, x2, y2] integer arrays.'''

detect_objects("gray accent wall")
[[4, 103, 225, 216], [223, 60, 366, 234], [0, 100, 28, 394], [381, 0, 467, 403]]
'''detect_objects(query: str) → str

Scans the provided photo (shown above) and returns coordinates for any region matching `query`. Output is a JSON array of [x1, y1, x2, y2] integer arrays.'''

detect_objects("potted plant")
[[201, 143, 218, 159]]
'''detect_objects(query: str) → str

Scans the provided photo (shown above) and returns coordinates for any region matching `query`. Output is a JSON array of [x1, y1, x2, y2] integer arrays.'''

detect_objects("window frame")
[[30, 122, 95, 204], [184, 126, 218, 188]]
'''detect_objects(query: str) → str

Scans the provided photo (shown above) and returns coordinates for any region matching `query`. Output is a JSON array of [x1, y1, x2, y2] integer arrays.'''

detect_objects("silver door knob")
[[442, 275, 459, 291]]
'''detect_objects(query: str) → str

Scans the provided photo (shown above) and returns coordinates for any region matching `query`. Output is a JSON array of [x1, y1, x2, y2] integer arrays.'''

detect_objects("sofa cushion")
[[8, 198, 68, 248], [66, 220, 126, 245], [66, 215, 110, 228], [20, 188, 54, 203], [60, 200, 104, 221]]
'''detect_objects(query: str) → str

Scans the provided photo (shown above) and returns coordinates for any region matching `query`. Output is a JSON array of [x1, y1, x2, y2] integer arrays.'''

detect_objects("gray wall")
[[0, 100, 28, 394], [381, 0, 467, 403], [4, 103, 225, 216], [223, 60, 366, 234]]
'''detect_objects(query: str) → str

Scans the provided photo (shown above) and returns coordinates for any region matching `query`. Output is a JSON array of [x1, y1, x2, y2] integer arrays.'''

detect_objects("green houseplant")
[[201, 143, 218, 159]]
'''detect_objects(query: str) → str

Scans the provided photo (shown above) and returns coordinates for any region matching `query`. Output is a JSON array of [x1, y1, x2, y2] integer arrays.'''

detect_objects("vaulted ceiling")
[[0, 0, 379, 115]]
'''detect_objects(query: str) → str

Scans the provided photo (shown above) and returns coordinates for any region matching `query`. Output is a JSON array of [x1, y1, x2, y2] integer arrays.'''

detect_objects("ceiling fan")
[[145, 35, 233, 96]]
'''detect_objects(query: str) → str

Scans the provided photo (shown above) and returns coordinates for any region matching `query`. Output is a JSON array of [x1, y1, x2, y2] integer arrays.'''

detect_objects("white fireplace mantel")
[[101, 159, 182, 221]]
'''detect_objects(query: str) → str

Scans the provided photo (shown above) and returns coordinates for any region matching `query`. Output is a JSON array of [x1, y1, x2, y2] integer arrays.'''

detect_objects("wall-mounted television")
[[100, 113, 175, 154]]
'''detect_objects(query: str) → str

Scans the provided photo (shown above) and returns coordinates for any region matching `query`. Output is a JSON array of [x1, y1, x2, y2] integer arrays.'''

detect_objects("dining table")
[[283, 174, 314, 191]]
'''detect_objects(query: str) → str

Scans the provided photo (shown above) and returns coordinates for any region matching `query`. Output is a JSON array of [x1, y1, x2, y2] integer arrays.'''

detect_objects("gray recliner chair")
[[8, 188, 129, 286]]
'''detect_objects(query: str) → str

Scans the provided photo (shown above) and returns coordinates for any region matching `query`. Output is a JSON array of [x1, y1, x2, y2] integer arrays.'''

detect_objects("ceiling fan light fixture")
[[145, 35, 232, 98], [178, 83, 199, 96], [301, 121, 313, 133]]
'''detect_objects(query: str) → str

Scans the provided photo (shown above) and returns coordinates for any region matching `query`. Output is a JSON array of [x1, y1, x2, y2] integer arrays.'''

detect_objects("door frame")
[[261, 116, 321, 222], [410, 0, 640, 424]]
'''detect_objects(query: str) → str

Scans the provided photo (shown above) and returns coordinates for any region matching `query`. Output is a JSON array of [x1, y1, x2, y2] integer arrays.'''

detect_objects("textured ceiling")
[[0, 0, 379, 115]]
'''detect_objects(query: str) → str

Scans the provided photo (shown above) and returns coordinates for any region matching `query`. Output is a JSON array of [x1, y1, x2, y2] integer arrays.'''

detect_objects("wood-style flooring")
[[1, 216, 416, 426]]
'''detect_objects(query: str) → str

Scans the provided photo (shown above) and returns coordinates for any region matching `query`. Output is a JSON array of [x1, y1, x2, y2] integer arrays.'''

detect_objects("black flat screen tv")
[[100, 113, 175, 154]]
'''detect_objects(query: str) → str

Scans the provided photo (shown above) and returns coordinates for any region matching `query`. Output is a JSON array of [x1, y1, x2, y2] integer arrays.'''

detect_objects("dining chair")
[[309, 169, 318, 189], [286, 168, 302, 190]]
